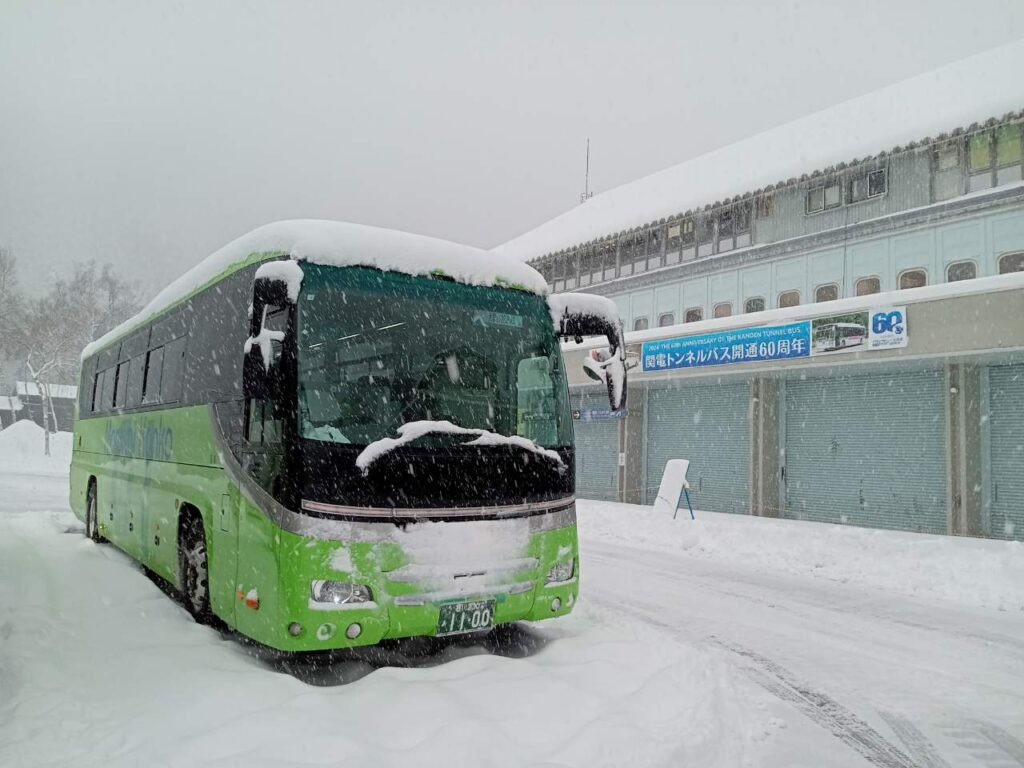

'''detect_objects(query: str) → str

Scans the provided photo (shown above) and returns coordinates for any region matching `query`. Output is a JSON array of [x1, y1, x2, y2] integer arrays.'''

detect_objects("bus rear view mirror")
[[548, 293, 628, 411], [243, 275, 291, 399]]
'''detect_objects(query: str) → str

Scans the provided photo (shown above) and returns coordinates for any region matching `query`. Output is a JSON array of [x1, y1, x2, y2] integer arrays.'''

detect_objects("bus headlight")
[[545, 559, 574, 584], [310, 580, 373, 605]]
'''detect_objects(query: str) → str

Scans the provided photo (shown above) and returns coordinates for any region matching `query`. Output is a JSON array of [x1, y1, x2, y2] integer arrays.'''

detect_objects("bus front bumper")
[[247, 522, 579, 653]]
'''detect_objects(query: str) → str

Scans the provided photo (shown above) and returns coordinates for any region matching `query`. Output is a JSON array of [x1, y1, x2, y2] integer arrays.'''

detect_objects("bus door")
[[211, 491, 239, 623]]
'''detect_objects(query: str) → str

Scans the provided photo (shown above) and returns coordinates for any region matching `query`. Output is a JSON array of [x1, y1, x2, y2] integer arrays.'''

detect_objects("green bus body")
[[70, 253, 580, 652]]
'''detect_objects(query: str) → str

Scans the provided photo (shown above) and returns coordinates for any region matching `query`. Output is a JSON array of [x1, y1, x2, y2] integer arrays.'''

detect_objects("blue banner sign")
[[641, 321, 811, 372]]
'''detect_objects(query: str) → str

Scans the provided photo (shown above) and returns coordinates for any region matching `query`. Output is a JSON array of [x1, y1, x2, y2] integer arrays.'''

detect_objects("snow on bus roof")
[[494, 39, 1024, 262], [83, 220, 547, 359]]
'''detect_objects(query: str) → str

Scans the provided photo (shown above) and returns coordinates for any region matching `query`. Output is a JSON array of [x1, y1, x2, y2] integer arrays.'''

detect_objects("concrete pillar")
[[622, 384, 646, 504], [947, 363, 983, 536], [750, 377, 782, 517]]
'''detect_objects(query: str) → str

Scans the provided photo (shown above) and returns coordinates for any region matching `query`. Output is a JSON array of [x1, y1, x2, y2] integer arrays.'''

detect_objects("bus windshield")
[[296, 265, 572, 451]]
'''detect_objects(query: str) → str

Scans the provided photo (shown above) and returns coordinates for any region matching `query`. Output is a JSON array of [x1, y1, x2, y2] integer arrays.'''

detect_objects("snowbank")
[[578, 500, 1024, 612], [84, 220, 549, 359], [494, 39, 1024, 260], [0, 421, 72, 476]]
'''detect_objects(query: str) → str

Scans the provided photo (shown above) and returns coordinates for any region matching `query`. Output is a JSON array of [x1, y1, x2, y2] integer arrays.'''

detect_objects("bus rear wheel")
[[85, 481, 104, 543], [179, 514, 213, 624]]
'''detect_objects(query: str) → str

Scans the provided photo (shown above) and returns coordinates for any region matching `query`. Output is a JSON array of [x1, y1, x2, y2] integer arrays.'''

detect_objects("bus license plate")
[[436, 599, 495, 637]]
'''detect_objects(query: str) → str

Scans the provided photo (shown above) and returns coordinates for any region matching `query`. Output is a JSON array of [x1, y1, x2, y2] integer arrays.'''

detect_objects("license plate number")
[[436, 599, 495, 636]]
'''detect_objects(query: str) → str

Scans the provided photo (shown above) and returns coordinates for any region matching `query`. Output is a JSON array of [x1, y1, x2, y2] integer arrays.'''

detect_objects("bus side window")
[[246, 399, 264, 443], [143, 347, 164, 404], [263, 306, 287, 367], [161, 337, 186, 403], [246, 398, 281, 444]]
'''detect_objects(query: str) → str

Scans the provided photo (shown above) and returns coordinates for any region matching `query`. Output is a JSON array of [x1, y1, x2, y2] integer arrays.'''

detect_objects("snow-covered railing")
[[548, 293, 628, 410]]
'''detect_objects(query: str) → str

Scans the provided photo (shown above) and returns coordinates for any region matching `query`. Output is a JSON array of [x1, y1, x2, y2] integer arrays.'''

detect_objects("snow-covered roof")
[[0, 396, 22, 411], [15, 382, 77, 400], [84, 220, 548, 359], [494, 39, 1024, 262]]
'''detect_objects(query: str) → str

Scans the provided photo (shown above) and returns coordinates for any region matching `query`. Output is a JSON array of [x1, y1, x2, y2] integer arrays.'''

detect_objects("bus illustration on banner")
[[812, 322, 868, 353]]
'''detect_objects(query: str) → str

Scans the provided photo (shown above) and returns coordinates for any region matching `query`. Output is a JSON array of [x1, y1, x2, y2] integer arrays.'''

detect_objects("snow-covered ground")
[[2, 422, 1024, 767]]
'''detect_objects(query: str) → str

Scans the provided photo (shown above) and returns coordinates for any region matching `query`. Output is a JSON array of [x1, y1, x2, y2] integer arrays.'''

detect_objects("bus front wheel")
[[178, 512, 213, 624]]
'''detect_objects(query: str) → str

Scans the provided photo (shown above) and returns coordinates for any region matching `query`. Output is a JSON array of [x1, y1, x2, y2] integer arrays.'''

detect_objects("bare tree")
[[10, 260, 141, 454], [0, 248, 21, 360], [12, 291, 78, 455]]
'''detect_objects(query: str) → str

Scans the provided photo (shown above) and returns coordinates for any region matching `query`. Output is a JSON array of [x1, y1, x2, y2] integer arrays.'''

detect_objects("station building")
[[494, 42, 1024, 540]]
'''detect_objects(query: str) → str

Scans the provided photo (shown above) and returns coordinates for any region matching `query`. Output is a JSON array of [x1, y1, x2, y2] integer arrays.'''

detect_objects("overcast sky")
[[2, 1, 1023, 296]]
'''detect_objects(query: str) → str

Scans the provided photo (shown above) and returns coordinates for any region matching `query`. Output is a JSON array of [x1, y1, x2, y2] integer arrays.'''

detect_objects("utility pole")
[[579, 138, 594, 204]]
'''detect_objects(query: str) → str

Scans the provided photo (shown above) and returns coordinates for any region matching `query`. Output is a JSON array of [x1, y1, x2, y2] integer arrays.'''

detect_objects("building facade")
[[562, 276, 1024, 541], [528, 113, 1024, 329], [503, 100, 1024, 541], [8, 382, 78, 433]]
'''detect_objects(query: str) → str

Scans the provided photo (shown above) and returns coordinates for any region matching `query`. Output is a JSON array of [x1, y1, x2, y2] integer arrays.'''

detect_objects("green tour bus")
[[69, 221, 627, 652]]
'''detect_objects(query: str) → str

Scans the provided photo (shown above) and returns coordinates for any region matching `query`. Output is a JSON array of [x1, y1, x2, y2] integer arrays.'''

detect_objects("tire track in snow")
[[878, 710, 952, 768], [709, 637, 915, 768], [974, 721, 1024, 766], [586, 591, 915, 768], [942, 721, 1024, 767]]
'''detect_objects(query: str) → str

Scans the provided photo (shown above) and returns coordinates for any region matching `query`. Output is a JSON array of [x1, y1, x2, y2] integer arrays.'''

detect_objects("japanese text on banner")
[[641, 321, 812, 372]]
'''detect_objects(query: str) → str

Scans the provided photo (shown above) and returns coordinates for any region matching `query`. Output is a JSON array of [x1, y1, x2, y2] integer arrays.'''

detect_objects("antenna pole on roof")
[[579, 138, 593, 204]]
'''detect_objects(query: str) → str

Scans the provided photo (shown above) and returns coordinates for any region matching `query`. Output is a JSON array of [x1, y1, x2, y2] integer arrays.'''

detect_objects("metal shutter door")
[[571, 391, 619, 502], [784, 370, 946, 533], [645, 383, 750, 514], [989, 364, 1024, 540]]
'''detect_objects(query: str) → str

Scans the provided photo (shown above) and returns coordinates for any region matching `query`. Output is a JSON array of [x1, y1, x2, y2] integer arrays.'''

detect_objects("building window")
[[898, 269, 927, 290], [855, 277, 881, 296], [658, 312, 675, 327], [806, 180, 841, 214], [755, 193, 774, 219], [968, 124, 1024, 191], [633, 317, 650, 331], [715, 203, 752, 253], [935, 143, 960, 171], [713, 302, 732, 319], [684, 307, 703, 323], [577, 247, 602, 286], [717, 209, 735, 253], [696, 216, 715, 259], [999, 252, 1024, 274], [645, 229, 663, 270], [668, 218, 696, 265], [744, 297, 765, 313], [815, 283, 839, 303], [848, 169, 887, 203], [778, 290, 800, 308], [734, 203, 752, 248], [600, 244, 617, 281], [946, 261, 976, 282], [932, 143, 962, 202]]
